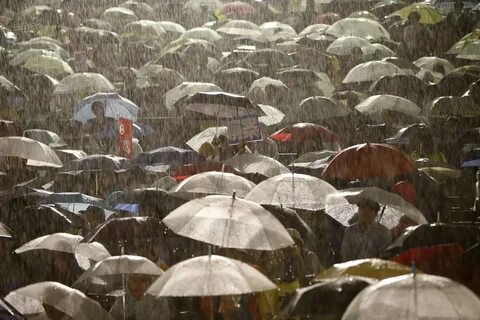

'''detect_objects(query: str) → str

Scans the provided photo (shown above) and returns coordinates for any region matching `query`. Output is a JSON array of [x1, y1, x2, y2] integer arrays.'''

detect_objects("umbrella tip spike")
[[411, 261, 416, 278], [232, 191, 236, 199]]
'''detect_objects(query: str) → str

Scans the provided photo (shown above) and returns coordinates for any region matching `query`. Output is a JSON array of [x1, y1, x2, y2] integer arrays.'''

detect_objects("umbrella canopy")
[[5, 282, 112, 320], [225, 153, 290, 178], [343, 61, 404, 84], [147, 255, 277, 296], [389, 3, 443, 24], [260, 21, 297, 42], [23, 55, 73, 79], [165, 82, 222, 111], [283, 277, 376, 318], [456, 40, 480, 61], [326, 18, 391, 40], [121, 20, 166, 42], [43, 192, 111, 214], [247, 77, 290, 106], [217, 20, 263, 39], [163, 195, 294, 250], [349, 10, 378, 20], [186, 126, 229, 152], [258, 104, 285, 126], [175, 91, 265, 119], [361, 43, 396, 60], [53, 73, 115, 97], [428, 95, 480, 119], [156, 21, 186, 35], [15, 232, 82, 254], [413, 56, 455, 74], [67, 155, 131, 171], [184, 0, 222, 12], [245, 173, 338, 211], [134, 146, 204, 166], [270, 123, 339, 147], [326, 187, 428, 228], [219, 1, 256, 18], [354, 94, 422, 120], [0, 136, 62, 167], [67, 27, 121, 47], [73, 92, 139, 123], [322, 143, 417, 180], [10, 48, 62, 67], [243, 49, 295, 69], [326, 36, 371, 56], [171, 172, 256, 198], [215, 67, 259, 94], [343, 274, 480, 319], [101, 7, 138, 29], [0, 222, 13, 238], [316, 258, 413, 281], [286, 96, 352, 123], [24, 129, 67, 148], [119, 1, 154, 19], [179, 27, 222, 42]]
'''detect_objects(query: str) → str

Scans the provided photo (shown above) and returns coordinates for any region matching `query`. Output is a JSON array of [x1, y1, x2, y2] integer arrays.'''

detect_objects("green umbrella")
[[24, 55, 74, 79]]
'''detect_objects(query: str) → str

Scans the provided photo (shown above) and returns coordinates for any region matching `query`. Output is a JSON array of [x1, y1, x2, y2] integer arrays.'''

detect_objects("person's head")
[[91, 101, 105, 120], [127, 273, 154, 300], [408, 12, 421, 25], [218, 135, 229, 148], [356, 198, 380, 225], [81, 206, 105, 231]]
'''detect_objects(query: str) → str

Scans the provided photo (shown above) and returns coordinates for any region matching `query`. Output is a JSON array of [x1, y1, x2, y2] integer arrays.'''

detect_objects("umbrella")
[[343, 274, 480, 319], [186, 126, 228, 152], [219, 1, 256, 18], [0, 136, 62, 168], [0, 222, 12, 238], [354, 94, 422, 121], [456, 40, 480, 61], [68, 155, 131, 171], [260, 21, 297, 42], [118, 1, 154, 19], [258, 104, 285, 126], [0, 75, 27, 103], [413, 56, 455, 74], [43, 192, 112, 214], [286, 96, 352, 123], [179, 27, 222, 42], [23, 55, 73, 79], [121, 20, 166, 42], [5, 282, 112, 320], [147, 255, 277, 296], [101, 7, 138, 29], [270, 123, 339, 147], [243, 49, 295, 70], [290, 150, 338, 167], [224, 153, 290, 178], [418, 167, 461, 183], [163, 194, 294, 250], [247, 77, 290, 107], [73, 92, 139, 124], [134, 146, 204, 166], [361, 43, 395, 60], [322, 143, 417, 180], [24, 129, 67, 148], [326, 18, 391, 40], [165, 82, 222, 111], [245, 173, 338, 211], [184, 0, 222, 12], [325, 187, 428, 228], [217, 20, 263, 39], [299, 23, 330, 36], [343, 61, 405, 84], [427, 95, 480, 119], [53, 73, 115, 97], [214, 67, 259, 94], [10, 48, 62, 67], [67, 27, 121, 47], [326, 36, 371, 56], [136, 65, 185, 90], [171, 172, 256, 198], [389, 3, 443, 24], [156, 21, 186, 35], [316, 258, 413, 281], [372, 0, 406, 14], [349, 10, 378, 20], [283, 277, 376, 318], [175, 91, 265, 119]]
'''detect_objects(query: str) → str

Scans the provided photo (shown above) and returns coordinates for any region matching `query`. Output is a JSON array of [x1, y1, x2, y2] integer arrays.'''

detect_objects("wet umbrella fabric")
[[147, 255, 276, 297], [354, 94, 422, 119], [171, 172, 256, 198], [24, 129, 67, 149], [10, 49, 62, 67], [0, 136, 62, 168], [23, 55, 73, 79], [14, 233, 82, 254], [134, 146, 204, 166], [389, 3, 443, 24], [186, 126, 229, 152], [224, 153, 290, 178], [343, 61, 404, 84], [165, 82, 222, 111], [326, 18, 391, 40], [322, 143, 417, 180], [68, 155, 131, 171], [163, 195, 294, 250], [53, 73, 115, 97], [245, 173, 338, 211], [342, 274, 480, 320], [0, 222, 13, 238], [73, 92, 139, 123], [43, 192, 112, 214], [5, 282, 112, 320]]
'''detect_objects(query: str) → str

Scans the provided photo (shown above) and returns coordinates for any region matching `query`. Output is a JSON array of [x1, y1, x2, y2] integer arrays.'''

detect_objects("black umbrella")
[[283, 277, 376, 319]]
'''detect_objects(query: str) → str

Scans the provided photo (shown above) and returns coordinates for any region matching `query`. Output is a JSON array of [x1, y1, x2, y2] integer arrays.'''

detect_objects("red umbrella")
[[172, 162, 241, 181], [219, 1, 256, 18], [322, 143, 417, 180], [270, 123, 338, 145]]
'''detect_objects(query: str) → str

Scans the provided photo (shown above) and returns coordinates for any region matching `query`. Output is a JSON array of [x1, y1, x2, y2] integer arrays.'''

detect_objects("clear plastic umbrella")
[[326, 36, 371, 56], [165, 82, 222, 111], [0, 136, 63, 167], [73, 92, 139, 124], [326, 18, 391, 40], [343, 274, 480, 320], [225, 153, 290, 178], [343, 61, 404, 83]]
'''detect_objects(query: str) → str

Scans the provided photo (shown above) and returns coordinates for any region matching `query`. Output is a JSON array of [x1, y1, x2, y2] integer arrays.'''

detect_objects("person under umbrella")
[[82, 101, 118, 153]]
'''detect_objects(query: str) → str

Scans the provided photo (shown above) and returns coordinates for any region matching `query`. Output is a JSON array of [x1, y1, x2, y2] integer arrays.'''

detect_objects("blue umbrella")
[[73, 92, 139, 123], [114, 203, 140, 214], [462, 159, 480, 168], [43, 192, 113, 214], [133, 146, 204, 166]]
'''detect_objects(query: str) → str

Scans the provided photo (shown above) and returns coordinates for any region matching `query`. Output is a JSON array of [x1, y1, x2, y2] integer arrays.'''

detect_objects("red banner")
[[118, 117, 133, 159]]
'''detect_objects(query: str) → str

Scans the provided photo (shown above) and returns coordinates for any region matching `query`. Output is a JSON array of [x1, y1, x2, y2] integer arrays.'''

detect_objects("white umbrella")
[[0, 136, 63, 167], [326, 18, 391, 40], [171, 171, 256, 198], [326, 187, 428, 228], [165, 82, 222, 111], [343, 61, 404, 83], [147, 255, 277, 297], [245, 173, 338, 211], [225, 153, 290, 178], [5, 282, 112, 320], [326, 36, 371, 56], [0, 222, 12, 238], [343, 274, 480, 320], [163, 195, 294, 250], [184, 0, 222, 12], [101, 7, 138, 28], [53, 73, 115, 97], [186, 126, 228, 152], [413, 56, 455, 74], [10, 48, 62, 66], [217, 20, 264, 39], [179, 27, 222, 42], [15, 233, 83, 254], [354, 94, 422, 119], [299, 23, 330, 36], [260, 21, 297, 42], [73, 92, 139, 123], [24, 129, 67, 148], [455, 40, 480, 60], [156, 21, 186, 34], [361, 43, 395, 60], [258, 104, 285, 126]]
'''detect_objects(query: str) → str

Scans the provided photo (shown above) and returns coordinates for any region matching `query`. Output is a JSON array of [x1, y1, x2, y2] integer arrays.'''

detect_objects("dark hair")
[[357, 198, 381, 212]]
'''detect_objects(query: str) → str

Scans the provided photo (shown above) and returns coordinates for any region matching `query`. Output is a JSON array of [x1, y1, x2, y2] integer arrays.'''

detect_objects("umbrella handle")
[[377, 205, 387, 223]]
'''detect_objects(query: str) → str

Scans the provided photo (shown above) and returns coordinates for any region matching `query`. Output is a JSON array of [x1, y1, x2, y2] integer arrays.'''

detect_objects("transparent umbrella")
[[0, 136, 63, 168]]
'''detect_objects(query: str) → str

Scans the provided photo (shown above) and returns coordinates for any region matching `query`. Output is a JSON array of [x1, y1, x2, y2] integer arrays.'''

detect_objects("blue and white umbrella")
[[73, 92, 140, 124]]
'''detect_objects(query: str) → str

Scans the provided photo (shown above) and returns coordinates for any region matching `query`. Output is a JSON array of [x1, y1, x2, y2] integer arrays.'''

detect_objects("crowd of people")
[[1, 0, 480, 319]]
